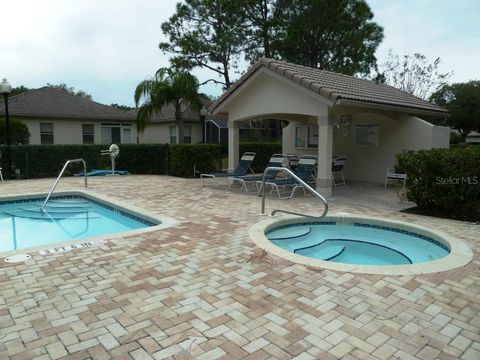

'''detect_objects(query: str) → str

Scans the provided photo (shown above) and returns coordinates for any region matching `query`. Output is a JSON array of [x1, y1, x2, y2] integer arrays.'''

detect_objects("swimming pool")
[[266, 222, 449, 265], [1, 191, 176, 256], [250, 215, 473, 275]]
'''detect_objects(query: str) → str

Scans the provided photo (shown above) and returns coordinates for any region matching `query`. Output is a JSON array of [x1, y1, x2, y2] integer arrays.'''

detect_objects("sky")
[[1, 0, 479, 107]]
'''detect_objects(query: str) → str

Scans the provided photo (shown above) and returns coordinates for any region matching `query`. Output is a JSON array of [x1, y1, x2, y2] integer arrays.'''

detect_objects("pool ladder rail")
[[41, 159, 88, 212], [260, 166, 328, 219]]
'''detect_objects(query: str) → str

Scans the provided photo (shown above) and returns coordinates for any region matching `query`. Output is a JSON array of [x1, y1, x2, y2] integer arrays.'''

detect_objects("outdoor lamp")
[[0, 78, 12, 178], [200, 106, 208, 143]]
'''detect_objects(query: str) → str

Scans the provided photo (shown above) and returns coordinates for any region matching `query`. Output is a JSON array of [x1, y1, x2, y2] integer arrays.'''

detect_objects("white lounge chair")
[[229, 154, 288, 192], [200, 152, 255, 186], [332, 156, 346, 186], [0, 150, 3, 182], [385, 167, 406, 188]]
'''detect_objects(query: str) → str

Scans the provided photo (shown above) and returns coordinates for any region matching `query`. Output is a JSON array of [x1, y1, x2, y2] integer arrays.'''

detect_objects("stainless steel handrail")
[[260, 167, 328, 219], [41, 159, 87, 211]]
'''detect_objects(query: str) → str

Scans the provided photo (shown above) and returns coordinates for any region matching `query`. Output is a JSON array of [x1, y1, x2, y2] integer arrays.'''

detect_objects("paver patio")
[[0, 175, 479, 359]]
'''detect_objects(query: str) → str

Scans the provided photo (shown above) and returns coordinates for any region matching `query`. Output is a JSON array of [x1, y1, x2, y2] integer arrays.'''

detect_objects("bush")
[[449, 131, 462, 145], [397, 147, 480, 221], [0, 144, 169, 179], [169, 144, 221, 177], [0, 117, 30, 144], [239, 142, 282, 172]]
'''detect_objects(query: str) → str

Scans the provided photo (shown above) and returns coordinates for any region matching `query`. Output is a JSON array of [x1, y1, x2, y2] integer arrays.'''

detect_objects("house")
[[0, 87, 137, 145], [134, 99, 273, 144], [211, 58, 450, 195], [466, 131, 480, 143], [133, 102, 205, 144]]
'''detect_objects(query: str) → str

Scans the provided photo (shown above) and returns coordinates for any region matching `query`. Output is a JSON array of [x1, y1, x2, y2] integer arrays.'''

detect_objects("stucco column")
[[228, 121, 240, 172], [316, 115, 333, 196]]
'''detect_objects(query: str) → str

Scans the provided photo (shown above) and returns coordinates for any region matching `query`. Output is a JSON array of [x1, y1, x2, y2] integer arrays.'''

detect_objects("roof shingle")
[[211, 58, 447, 115], [0, 87, 135, 120]]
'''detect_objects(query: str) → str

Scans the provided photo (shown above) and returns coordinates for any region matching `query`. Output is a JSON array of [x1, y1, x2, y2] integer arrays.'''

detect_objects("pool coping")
[[1, 189, 177, 258], [249, 213, 473, 275]]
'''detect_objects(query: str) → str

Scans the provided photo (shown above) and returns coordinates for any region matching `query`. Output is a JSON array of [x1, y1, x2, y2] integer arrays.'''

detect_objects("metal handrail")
[[41, 159, 87, 211], [260, 166, 328, 219]]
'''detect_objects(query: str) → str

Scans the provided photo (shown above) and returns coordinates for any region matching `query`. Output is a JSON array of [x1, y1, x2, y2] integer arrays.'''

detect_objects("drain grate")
[[4, 254, 32, 263]]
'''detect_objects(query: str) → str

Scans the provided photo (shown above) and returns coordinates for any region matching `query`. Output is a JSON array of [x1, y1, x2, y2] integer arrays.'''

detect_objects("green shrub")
[[169, 144, 221, 177], [0, 144, 169, 179], [397, 147, 480, 221], [239, 142, 282, 172], [0, 117, 30, 144], [449, 131, 462, 145]]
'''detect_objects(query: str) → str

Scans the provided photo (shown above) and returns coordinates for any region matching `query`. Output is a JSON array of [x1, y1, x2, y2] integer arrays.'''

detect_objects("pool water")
[[0, 196, 155, 252], [266, 222, 449, 265]]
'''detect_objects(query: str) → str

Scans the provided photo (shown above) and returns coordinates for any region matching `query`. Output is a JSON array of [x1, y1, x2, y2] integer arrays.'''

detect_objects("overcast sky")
[[1, 0, 478, 106]]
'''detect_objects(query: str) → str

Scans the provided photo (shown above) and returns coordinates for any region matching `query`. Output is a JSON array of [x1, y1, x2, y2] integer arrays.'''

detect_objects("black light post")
[[0, 78, 12, 178], [200, 106, 208, 143]]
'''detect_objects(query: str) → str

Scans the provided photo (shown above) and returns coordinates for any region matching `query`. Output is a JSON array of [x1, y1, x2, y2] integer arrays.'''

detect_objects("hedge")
[[396, 146, 480, 221], [239, 142, 282, 172], [0, 142, 277, 179], [0, 144, 169, 179], [169, 144, 221, 177]]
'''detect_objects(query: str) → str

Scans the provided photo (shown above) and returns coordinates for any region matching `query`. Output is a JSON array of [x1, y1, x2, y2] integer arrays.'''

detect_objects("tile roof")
[[211, 58, 447, 115], [130, 98, 224, 123], [0, 87, 135, 120]]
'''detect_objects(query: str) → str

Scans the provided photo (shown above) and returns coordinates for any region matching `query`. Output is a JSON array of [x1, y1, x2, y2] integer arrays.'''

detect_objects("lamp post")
[[199, 106, 208, 143], [0, 78, 12, 178]]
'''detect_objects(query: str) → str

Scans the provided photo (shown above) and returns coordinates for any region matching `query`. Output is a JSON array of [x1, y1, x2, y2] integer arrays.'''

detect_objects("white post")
[[316, 114, 333, 196], [228, 120, 240, 172]]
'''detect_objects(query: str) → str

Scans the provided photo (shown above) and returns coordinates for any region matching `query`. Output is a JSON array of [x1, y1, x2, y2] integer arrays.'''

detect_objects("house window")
[[295, 126, 318, 148], [40, 123, 54, 145], [101, 123, 131, 144], [169, 126, 177, 144], [122, 127, 132, 144], [82, 124, 94, 144], [184, 126, 192, 144]]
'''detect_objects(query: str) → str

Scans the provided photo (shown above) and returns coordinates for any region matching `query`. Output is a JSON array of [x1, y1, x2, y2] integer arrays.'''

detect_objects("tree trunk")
[[175, 102, 184, 144], [459, 130, 469, 143], [223, 61, 231, 89]]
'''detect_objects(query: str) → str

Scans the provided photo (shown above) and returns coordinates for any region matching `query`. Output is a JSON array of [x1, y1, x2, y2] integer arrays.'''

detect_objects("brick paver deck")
[[0, 176, 479, 359]]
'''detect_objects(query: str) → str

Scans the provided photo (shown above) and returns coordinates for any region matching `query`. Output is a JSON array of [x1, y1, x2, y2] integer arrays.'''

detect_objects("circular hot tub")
[[249, 215, 473, 275]]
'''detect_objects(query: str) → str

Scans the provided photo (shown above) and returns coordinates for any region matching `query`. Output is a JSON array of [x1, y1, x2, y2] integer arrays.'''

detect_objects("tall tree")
[[159, 0, 245, 89], [47, 83, 92, 100], [378, 50, 453, 100], [430, 81, 480, 142], [110, 103, 134, 111], [10, 86, 31, 97], [134, 67, 202, 144], [242, 0, 287, 62], [276, 0, 383, 75]]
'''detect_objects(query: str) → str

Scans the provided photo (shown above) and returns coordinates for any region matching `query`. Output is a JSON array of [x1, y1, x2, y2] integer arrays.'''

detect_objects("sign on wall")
[[354, 125, 379, 147]]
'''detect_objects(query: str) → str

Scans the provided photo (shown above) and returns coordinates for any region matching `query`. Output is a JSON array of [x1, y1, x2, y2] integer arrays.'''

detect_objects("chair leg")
[[0, 168, 3, 182]]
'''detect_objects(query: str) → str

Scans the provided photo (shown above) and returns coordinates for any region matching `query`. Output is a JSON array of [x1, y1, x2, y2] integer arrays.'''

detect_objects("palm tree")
[[134, 67, 202, 144]]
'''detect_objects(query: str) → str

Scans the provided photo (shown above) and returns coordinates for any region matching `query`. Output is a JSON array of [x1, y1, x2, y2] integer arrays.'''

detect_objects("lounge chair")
[[385, 167, 406, 188], [287, 154, 299, 171], [0, 150, 3, 182], [200, 152, 255, 186], [331, 156, 346, 186], [257, 155, 317, 198], [229, 153, 288, 192]]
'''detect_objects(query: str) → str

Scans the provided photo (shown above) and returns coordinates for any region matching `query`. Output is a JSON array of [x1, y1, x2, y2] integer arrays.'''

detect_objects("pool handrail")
[[41, 158, 87, 212], [260, 166, 328, 219]]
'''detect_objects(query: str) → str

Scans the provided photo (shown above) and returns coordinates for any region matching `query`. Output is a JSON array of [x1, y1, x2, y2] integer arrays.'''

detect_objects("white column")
[[316, 114, 333, 196], [228, 121, 240, 172]]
